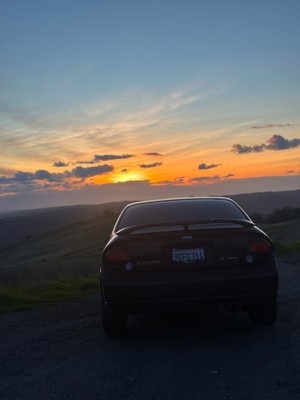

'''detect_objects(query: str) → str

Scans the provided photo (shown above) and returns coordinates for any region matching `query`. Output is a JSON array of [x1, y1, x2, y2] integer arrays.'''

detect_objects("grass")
[[0, 213, 299, 315], [273, 241, 300, 256], [0, 275, 100, 314]]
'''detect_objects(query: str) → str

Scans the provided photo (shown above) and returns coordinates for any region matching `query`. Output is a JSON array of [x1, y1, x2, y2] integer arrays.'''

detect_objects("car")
[[100, 197, 278, 336]]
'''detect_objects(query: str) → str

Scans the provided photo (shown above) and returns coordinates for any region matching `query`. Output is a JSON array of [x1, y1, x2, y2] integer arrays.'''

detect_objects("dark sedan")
[[100, 197, 278, 336]]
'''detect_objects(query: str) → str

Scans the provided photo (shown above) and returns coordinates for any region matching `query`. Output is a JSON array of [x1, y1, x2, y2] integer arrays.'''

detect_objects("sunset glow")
[[0, 1, 299, 211]]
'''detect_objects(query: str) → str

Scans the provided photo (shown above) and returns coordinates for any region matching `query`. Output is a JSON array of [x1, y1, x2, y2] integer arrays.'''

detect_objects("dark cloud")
[[198, 163, 221, 170], [139, 162, 162, 169], [71, 165, 114, 178], [0, 165, 114, 187], [53, 161, 69, 167], [231, 144, 264, 154], [14, 171, 35, 182], [189, 176, 220, 183], [93, 154, 134, 162], [232, 135, 300, 154], [74, 160, 95, 165], [266, 135, 300, 150], [251, 123, 293, 129], [154, 177, 185, 185], [121, 169, 128, 173], [189, 174, 234, 183], [143, 152, 162, 156]]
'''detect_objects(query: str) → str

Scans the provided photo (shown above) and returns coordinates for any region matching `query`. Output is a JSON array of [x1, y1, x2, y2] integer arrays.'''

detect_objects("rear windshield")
[[115, 199, 248, 230]]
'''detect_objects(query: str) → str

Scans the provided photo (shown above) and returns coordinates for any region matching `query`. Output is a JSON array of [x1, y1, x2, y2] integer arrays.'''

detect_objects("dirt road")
[[1, 257, 299, 400]]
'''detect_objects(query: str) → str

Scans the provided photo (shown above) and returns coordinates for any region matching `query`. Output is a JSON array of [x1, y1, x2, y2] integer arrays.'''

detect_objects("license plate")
[[172, 248, 205, 264]]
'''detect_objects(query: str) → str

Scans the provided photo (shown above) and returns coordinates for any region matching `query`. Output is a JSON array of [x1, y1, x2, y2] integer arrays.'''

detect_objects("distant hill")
[[230, 189, 300, 215], [0, 207, 299, 286], [0, 213, 114, 285], [0, 201, 129, 248], [0, 189, 299, 247]]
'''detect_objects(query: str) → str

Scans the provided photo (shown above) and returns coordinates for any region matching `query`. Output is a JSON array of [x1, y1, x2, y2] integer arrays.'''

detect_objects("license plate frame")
[[172, 247, 205, 264]]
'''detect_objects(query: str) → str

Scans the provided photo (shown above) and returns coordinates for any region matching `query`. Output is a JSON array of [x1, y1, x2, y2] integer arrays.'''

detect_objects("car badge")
[[182, 235, 193, 240]]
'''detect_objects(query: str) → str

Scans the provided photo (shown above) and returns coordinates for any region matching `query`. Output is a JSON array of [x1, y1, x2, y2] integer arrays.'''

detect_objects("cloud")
[[232, 135, 300, 154], [198, 163, 221, 170], [71, 165, 114, 178], [189, 174, 234, 184], [53, 161, 69, 167], [143, 152, 162, 156], [139, 162, 162, 169], [266, 135, 300, 150], [154, 176, 185, 185], [93, 154, 134, 162], [71, 154, 134, 165], [189, 176, 220, 183], [0, 165, 114, 189], [16, 170, 64, 183], [74, 160, 95, 165], [231, 144, 264, 154], [251, 123, 293, 129]]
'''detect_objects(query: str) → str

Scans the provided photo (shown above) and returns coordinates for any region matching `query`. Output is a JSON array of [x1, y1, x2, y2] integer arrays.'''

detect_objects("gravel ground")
[[0, 257, 299, 400]]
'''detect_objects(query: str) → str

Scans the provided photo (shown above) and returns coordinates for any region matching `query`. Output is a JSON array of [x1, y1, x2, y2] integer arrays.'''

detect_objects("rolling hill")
[[0, 189, 299, 248]]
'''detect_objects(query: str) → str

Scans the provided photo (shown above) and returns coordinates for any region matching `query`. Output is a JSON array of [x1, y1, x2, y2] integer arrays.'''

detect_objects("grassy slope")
[[0, 214, 116, 312], [258, 219, 300, 243], [0, 213, 299, 313], [0, 214, 115, 285]]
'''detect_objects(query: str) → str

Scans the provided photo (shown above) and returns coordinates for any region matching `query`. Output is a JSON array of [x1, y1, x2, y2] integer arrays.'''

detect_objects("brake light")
[[105, 247, 131, 264], [245, 239, 272, 265], [249, 240, 272, 253]]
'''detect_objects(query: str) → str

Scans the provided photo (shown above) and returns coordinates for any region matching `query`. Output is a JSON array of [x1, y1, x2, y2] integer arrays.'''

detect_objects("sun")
[[112, 171, 145, 183]]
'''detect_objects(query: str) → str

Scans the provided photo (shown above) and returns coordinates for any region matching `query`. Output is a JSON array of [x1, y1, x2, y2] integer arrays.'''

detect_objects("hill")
[[0, 206, 299, 287], [0, 189, 299, 247], [0, 201, 129, 248], [0, 212, 114, 285], [230, 189, 300, 215]]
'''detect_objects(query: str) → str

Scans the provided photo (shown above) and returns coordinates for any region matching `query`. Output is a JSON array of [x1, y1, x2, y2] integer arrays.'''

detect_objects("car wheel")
[[248, 301, 277, 326], [101, 295, 127, 337]]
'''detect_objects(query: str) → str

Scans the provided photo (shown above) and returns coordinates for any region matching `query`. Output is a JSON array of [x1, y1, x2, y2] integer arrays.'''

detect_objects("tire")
[[101, 295, 127, 337], [248, 301, 277, 326]]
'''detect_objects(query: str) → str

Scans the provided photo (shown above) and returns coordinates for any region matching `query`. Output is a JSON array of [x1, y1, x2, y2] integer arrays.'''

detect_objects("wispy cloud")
[[189, 176, 220, 183], [189, 174, 234, 184], [251, 123, 293, 129], [143, 152, 162, 156], [198, 163, 221, 170], [93, 154, 134, 162], [139, 162, 162, 169], [74, 160, 95, 165], [154, 176, 185, 185], [231, 135, 300, 154]]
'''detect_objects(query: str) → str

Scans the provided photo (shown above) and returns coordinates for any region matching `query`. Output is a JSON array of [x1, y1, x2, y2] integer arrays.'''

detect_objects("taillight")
[[105, 247, 131, 264], [245, 239, 272, 265], [249, 240, 272, 253]]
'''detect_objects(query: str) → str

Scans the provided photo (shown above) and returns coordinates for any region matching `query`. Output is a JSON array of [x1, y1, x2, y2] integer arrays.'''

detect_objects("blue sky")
[[0, 0, 299, 210]]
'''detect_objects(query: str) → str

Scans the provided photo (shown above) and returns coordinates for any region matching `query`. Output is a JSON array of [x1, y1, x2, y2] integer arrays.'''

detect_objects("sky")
[[0, 0, 299, 211]]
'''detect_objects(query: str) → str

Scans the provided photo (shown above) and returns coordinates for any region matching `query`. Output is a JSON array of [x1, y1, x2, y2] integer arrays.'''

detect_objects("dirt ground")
[[0, 256, 299, 400]]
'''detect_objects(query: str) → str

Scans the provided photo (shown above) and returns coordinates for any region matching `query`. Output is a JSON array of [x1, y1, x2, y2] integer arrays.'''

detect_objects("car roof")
[[124, 196, 236, 208]]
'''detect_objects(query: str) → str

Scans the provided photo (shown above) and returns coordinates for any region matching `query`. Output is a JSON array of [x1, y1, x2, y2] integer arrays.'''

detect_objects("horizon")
[[0, 185, 299, 214], [1, 1, 299, 211]]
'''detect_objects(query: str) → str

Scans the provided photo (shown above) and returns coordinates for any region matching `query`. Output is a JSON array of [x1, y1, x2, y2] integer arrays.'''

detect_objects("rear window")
[[115, 199, 248, 230]]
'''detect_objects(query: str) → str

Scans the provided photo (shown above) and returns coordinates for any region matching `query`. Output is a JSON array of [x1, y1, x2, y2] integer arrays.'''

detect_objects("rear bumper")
[[101, 259, 278, 314], [103, 293, 278, 314]]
